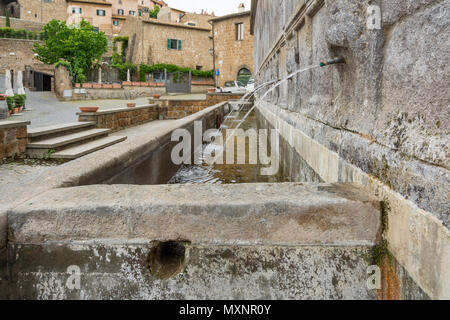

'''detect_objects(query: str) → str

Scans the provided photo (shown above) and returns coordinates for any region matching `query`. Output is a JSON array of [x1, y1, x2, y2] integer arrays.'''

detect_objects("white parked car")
[[216, 81, 247, 94], [246, 78, 255, 92]]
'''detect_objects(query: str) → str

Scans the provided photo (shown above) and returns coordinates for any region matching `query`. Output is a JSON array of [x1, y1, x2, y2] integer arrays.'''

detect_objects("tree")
[[5, 9, 10, 28], [33, 20, 108, 83], [149, 5, 160, 18]]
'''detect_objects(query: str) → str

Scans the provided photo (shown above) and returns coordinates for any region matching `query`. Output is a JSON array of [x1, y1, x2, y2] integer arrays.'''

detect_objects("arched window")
[[237, 68, 252, 86]]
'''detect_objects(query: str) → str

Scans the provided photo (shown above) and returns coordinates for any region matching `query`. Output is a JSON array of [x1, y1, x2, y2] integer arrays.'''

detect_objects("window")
[[44, 0, 52, 3], [185, 21, 197, 27], [196, 65, 202, 71], [236, 23, 244, 41], [93, 27, 99, 33], [167, 38, 182, 50], [97, 10, 106, 16], [72, 7, 82, 14], [129, 10, 135, 15], [118, 9, 124, 15], [113, 20, 119, 26], [138, 10, 142, 16]]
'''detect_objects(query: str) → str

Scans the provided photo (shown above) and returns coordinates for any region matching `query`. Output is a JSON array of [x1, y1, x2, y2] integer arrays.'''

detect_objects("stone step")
[[28, 122, 95, 141], [50, 136, 127, 160], [27, 128, 111, 150]]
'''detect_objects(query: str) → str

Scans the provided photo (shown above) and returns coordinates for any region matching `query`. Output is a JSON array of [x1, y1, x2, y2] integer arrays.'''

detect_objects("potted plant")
[[79, 106, 99, 113], [14, 94, 26, 112], [6, 96, 15, 114], [0, 94, 6, 101], [127, 102, 136, 108]]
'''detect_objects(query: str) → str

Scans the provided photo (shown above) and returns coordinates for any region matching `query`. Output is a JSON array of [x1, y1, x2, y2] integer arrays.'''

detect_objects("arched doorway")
[[237, 68, 252, 86]]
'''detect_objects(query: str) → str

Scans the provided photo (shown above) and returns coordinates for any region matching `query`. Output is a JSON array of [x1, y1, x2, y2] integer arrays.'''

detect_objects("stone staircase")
[[27, 122, 126, 160]]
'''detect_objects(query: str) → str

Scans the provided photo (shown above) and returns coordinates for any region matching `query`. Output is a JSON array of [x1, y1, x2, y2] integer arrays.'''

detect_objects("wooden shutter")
[[167, 39, 171, 49], [178, 40, 182, 50]]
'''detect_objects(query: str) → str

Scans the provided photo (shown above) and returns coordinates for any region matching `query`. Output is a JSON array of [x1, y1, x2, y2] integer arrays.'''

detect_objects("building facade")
[[67, 0, 113, 35], [17, 0, 69, 24], [120, 16, 213, 71], [211, 9, 254, 87]]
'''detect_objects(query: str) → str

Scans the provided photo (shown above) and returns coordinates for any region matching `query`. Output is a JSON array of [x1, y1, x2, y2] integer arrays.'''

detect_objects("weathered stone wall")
[[54, 64, 72, 100], [212, 12, 254, 87], [120, 17, 213, 70], [0, 16, 44, 31], [78, 104, 159, 132], [0, 38, 54, 74], [155, 93, 245, 119], [18, 0, 69, 24], [7, 182, 382, 299], [252, 0, 449, 299], [70, 86, 165, 100], [0, 120, 29, 160]]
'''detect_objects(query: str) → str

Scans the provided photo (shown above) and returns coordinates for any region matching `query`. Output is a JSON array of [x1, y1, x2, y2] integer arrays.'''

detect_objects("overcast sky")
[[165, 0, 252, 16]]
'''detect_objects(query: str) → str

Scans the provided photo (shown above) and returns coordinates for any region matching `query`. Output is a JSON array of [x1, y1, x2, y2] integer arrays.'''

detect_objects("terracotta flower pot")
[[207, 88, 216, 93], [79, 106, 99, 113], [127, 102, 136, 108], [13, 107, 20, 114], [152, 94, 161, 99]]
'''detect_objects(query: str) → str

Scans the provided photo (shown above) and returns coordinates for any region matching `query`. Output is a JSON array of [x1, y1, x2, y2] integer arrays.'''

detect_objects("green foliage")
[[33, 19, 108, 83], [14, 94, 26, 107], [5, 9, 10, 28], [44, 149, 55, 160], [6, 96, 15, 110], [0, 27, 43, 40], [111, 36, 136, 81], [114, 62, 137, 81], [113, 36, 128, 57], [139, 63, 214, 81], [149, 5, 160, 19]]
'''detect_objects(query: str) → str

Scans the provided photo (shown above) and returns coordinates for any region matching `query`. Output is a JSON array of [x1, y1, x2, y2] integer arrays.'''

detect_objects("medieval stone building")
[[119, 16, 213, 71], [210, 5, 254, 87]]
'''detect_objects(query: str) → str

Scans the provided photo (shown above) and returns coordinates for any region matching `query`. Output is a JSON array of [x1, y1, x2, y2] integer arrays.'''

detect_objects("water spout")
[[320, 57, 346, 67]]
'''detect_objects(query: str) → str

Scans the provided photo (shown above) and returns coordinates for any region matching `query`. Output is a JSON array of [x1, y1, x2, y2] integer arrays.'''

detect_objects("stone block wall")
[[212, 12, 254, 87], [78, 105, 159, 132], [18, 0, 69, 25], [251, 0, 449, 299], [0, 121, 30, 160], [0, 38, 54, 75], [0, 17, 44, 31], [120, 17, 213, 70], [155, 93, 245, 119]]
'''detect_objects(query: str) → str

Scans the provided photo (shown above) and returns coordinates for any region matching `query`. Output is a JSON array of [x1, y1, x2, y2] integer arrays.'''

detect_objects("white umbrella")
[[5, 69, 14, 96], [17, 70, 25, 95]]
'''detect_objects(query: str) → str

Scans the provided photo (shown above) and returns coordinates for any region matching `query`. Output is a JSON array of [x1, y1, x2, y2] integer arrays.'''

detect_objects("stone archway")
[[236, 66, 252, 86]]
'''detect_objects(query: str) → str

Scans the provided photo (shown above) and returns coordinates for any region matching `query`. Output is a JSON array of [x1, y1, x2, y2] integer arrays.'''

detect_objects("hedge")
[[139, 63, 214, 82], [0, 27, 46, 40]]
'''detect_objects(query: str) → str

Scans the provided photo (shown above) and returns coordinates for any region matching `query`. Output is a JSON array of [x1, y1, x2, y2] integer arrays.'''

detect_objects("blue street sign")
[[214, 69, 220, 76]]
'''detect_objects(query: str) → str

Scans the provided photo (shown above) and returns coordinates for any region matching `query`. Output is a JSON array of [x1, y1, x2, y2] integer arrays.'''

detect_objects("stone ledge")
[[76, 104, 158, 116], [0, 120, 30, 129], [8, 182, 382, 246]]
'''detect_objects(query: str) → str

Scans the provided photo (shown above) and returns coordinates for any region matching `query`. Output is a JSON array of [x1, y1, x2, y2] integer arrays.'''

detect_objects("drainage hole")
[[147, 241, 187, 280]]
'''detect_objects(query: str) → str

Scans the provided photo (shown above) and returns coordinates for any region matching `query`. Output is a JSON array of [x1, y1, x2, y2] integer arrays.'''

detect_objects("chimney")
[[238, 3, 245, 13]]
